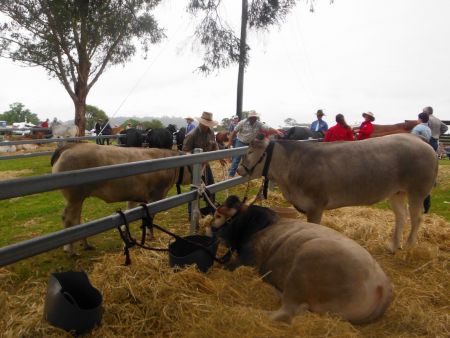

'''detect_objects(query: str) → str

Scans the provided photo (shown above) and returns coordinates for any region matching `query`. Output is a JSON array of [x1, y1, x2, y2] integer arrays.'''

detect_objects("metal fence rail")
[[0, 176, 249, 267], [0, 146, 251, 266], [0, 151, 54, 161], [0, 135, 119, 146], [0, 147, 248, 200]]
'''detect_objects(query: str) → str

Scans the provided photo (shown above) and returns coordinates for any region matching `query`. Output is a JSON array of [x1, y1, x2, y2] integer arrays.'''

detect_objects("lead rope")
[[116, 206, 232, 266], [116, 209, 170, 265], [196, 182, 218, 211]]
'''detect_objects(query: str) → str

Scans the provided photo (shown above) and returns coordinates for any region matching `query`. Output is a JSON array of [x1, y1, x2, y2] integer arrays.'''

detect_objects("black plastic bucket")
[[169, 235, 218, 273], [44, 271, 102, 335]]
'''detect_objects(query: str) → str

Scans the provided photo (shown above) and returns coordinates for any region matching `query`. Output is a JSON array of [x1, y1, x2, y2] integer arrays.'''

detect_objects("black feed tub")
[[44, 271, 102, 335], [169, 235, 218, 273]]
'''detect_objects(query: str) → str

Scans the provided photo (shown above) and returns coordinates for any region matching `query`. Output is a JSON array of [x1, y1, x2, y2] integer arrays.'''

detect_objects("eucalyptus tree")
[[0, 0, 164, 135], [187, 0, 296, 119], [0, 102, 39, 125], [85, 104, 108, 130], [187, 0, 334, 119]]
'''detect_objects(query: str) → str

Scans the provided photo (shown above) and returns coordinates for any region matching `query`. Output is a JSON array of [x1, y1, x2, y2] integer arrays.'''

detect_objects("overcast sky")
[[0, 0, 449, 128]]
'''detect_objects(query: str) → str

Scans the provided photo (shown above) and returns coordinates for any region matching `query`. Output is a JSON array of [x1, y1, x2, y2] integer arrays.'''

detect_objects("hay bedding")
[[0, 169, 33, 180], [1, 205, 448, 338]]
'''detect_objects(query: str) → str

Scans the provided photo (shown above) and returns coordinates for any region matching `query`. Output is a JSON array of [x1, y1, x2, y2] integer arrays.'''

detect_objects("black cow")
[[146, 127, 173, 149], [282, 126, 322, 140], [118, 128, 144, 147], [174, 127, 186, 151]]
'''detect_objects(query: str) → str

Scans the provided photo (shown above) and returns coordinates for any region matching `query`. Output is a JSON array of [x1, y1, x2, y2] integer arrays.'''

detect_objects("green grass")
[[0, 155, 250, 281], [0, 156, 448, 282], [374, 159, 450, 220]]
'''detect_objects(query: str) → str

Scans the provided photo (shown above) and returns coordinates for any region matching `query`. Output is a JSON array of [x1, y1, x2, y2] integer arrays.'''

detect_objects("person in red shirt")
[[40, 118, 49, 128], [355, 112, 375, 140], [324, 114, 355, 142]]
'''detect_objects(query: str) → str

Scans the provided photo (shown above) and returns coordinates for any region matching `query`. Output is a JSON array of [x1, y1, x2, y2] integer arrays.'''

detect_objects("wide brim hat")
[[362, 112, 375, 121], [316, 109, 325, 116], [247, 110, 259, 118], [185, 116, 194, 121], [196, 111, 218, 127]]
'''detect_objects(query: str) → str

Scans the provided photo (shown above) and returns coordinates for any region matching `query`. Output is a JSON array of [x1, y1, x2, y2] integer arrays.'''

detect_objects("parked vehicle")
[[12, 122, 36, 135]]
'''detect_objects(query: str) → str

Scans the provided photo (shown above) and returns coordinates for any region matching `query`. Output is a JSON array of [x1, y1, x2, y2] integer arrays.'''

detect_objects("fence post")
[[190, 148, 203, 234]]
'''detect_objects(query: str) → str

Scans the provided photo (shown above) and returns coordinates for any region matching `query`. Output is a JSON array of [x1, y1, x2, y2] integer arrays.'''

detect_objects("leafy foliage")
[[220, 117, 231, 130], [248, 0, 296, 29], [0, 102, 39, 124], [120, 118, 163, 129], [142, 119, 164, 129], [85, 105, 109, 130], [284, 117, 301, 126], [0, 0, 165, 132], [120, 118, 141, 128], [187, 0, 296, 74]]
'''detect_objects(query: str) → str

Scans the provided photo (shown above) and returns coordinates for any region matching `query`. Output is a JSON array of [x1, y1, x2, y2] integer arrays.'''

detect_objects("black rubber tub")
[[44, 271, 102, 335], [169, 235, 218, 273]]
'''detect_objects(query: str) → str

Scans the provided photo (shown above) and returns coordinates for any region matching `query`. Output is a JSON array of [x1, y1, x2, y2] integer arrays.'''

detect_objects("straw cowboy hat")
[[362, 112, 375, 122], [185, 116, 194, 121], [196, 111, 218, 127], [247, 110, 259, 118]]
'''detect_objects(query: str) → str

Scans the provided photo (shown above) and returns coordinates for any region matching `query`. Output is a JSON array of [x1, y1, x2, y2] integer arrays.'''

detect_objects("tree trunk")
[[73, 79, 87, 136], [236, 0, 248, 120], [73, 59, 90, 136], [74, 99, 86, 136]]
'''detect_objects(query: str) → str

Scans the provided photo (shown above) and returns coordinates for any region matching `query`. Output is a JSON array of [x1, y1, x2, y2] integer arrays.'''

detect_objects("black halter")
[[241, 141, 275, 199], [241, 141, 274, 176]]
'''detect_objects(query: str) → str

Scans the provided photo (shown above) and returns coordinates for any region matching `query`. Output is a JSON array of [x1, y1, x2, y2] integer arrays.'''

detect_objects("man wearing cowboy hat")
[[310, 109, 328, 137], [227, 110, 282, 177], [183, 111, 219, 153], [185, 116, 196, 135], [355, 112, 375, 140], [183, 112, 223, 219]]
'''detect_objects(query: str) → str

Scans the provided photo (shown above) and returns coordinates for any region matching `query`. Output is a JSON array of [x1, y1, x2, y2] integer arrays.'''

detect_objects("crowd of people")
[[181, 106, 447, 185], [313, 107, 447, 148]]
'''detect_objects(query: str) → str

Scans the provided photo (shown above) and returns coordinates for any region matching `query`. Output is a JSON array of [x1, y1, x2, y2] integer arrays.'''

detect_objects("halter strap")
[[261, 141, 275, 199]]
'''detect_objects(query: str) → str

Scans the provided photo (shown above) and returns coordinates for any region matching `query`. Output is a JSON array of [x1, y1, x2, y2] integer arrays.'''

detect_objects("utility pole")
[[236, 0, 248, 120]]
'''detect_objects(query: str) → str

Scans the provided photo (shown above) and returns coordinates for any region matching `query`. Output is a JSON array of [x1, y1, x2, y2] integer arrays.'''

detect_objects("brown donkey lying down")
[[212, 196, 393, 324]]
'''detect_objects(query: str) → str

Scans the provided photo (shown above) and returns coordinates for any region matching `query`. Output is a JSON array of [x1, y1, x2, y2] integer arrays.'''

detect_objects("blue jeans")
[[228, 139, 248, 177], [429, 138, 438, 152]]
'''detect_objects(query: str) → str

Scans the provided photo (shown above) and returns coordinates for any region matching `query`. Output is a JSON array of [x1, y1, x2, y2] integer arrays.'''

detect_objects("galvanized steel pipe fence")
[[0, 147, 249, 267], [0, 135, 122, 161]]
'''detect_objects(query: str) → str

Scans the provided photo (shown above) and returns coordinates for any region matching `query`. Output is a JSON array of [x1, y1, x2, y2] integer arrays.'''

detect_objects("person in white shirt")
[[227, 110, 281, 177], [423, 106, 448, 151]]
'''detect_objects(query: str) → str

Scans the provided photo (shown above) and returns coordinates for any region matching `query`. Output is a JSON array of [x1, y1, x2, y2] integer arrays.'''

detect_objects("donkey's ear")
[[224, 195, 241, 209], [217, 206, 234, 217], [250, 135, 268, 148]]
